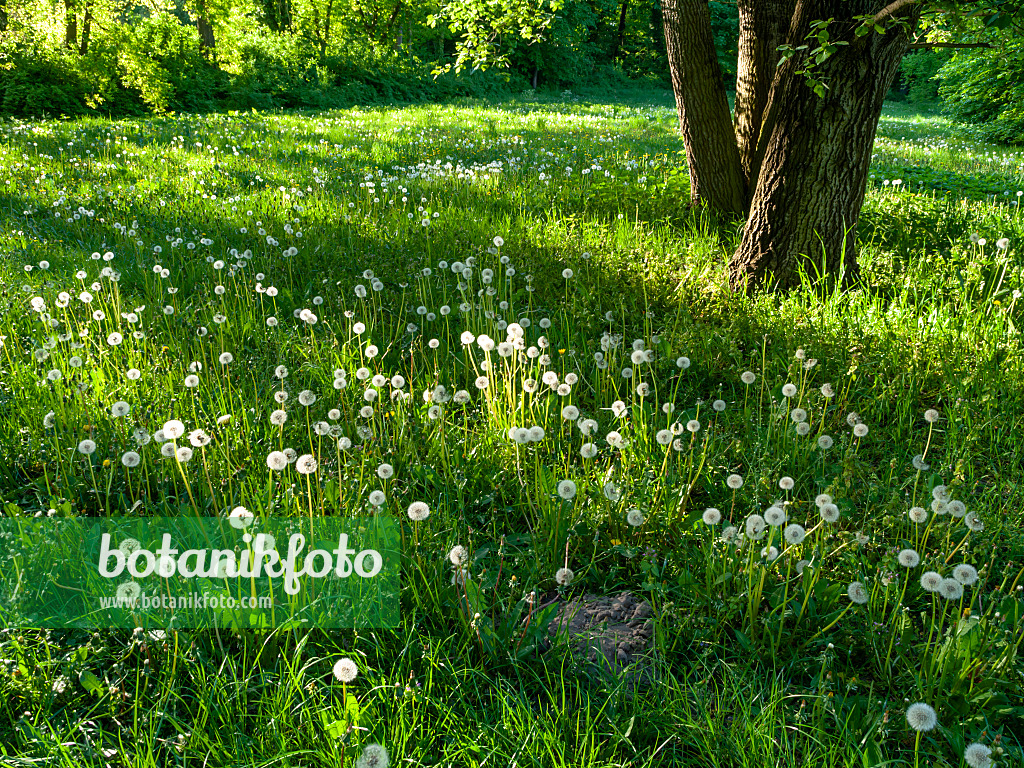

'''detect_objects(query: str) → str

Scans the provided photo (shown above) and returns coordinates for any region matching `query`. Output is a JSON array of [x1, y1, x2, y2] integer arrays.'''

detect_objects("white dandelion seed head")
[[355, 743, 389, 768], [163, 420, 185, 439], [626, 508, 645, 527], [745, 514, 766, 540], [847, 581, 868, 604], [765, 506, 787, 527], [368, 490, 386, 507], [784, 524, 806, 545], [778, 476, 794, 491], [820, 504, 840, 523], [333, 657, 358, 683], [407, 501, 430, 521], [905, 703, 937, 732], [741, 371, 756, 384], [963, 743, 992, 768], [953, 564, 978, 586], [555, 567, 574, 586], [228, 506, 254, 529], [939, 578, 964, 600], [556, 480, 577, 500], [726, 474, 743, 490], [296, 454, 318, 475], [448, 545, 469, 566], [266, 451, 287, 471], [908, 506, 928, 524], [898, 549, 921, 568], [702, 508, 722, 526], [603, 482, 621, 502], [920, 571, 943, 592], [781, 383, 797, 398]]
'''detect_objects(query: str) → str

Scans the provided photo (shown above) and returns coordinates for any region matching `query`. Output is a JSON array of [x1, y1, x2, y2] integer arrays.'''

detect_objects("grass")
[[0, 91, 1022, 767]]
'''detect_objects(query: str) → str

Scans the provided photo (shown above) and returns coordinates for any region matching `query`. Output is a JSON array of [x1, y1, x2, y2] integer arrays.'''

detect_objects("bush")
[[0, 48, 94, 118], [938, 40, 1024, 144], [896, 50, 951, 104]]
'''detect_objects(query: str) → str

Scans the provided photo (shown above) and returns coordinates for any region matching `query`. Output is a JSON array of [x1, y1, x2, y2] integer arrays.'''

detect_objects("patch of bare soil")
[[546, 591, 657, 687]]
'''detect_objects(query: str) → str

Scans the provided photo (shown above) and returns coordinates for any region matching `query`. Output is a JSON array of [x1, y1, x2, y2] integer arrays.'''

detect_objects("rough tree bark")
[[727, 1, 920, 291], [663, 0, 922, 291], [661, 0, 747, 215], [734, 0, 796, 192], [1, 0, 8, 33]]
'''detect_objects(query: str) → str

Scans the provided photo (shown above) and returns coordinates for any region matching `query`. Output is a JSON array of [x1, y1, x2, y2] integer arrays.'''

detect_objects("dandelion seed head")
[[333, 657, 358, 683], [953, 564, 978, 586], [920, 571, 943, 592], [898, 549, 921, 568], [905, 703, 937, 732], [847, 581, 868, 604], [407, 501, 430, 521], [963, 743, 992, 768]]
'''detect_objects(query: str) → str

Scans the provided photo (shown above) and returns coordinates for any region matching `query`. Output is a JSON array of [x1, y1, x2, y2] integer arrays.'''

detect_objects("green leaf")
[[79, 670, 102, 695]]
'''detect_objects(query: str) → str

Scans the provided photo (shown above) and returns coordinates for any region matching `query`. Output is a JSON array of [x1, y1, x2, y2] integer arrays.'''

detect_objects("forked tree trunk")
[[661, 0, 746, 215], [727, 4, 918, 292], [734, 0, 796, 192]]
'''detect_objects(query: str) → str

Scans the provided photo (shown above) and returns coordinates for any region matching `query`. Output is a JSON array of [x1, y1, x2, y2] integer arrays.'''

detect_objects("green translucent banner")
[[0, 515, 399, 629]]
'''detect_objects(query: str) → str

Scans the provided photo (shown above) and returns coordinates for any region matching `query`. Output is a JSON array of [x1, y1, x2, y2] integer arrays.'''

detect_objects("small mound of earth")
[[546, 591, 656, 687]]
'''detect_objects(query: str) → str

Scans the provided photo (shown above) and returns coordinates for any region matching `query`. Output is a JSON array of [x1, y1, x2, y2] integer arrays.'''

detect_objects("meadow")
[[0, 91, 1023, 767]]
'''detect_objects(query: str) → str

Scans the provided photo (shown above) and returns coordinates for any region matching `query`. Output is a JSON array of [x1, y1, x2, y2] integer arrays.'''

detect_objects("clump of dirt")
[[546, 591, 656, 687]]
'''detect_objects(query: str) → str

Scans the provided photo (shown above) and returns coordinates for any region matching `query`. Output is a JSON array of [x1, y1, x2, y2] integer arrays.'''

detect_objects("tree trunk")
[[382, 2, 402, 46], [727, 3, 919, 292], [262, 0, 280, 31], [661, 0, 746, 214], [0, 0, 8, 33], [79, 0, 92, 55], [64, 0, 77, 50], [612, 0, 629, 61], [733, 0, 796, 192], [195, 0, 216, 56]]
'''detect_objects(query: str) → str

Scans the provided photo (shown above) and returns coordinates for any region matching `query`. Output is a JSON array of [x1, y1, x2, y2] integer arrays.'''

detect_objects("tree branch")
[[872, 0, 921, 26], [907, 41, 991, 48]]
